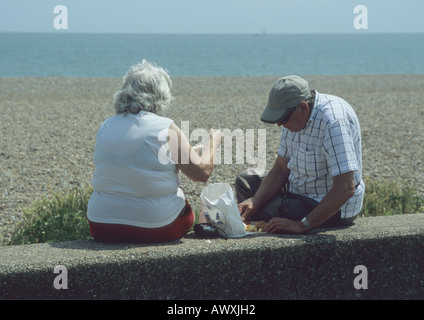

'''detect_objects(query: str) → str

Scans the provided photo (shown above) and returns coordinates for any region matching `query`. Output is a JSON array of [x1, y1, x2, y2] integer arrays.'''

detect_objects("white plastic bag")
[[200, 183, 248, 238]]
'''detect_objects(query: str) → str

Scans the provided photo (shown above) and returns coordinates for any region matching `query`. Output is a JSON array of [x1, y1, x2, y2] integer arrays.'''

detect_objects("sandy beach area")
[[1, 74, 423, 241]]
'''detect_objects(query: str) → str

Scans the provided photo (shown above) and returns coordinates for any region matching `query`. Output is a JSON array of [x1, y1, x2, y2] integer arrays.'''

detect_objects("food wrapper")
[[244, 220, 267, 233]]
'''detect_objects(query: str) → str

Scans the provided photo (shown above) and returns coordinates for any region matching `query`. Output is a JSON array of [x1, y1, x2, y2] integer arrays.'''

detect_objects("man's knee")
[[235, 170, 268, 203], [235, 170, 251, 203], [235, 170, 250, 188], [236, 169, 267, 184]]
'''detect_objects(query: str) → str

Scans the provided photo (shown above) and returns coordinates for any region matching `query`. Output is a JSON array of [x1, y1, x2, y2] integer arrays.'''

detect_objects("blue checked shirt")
[[278, 91, 364, 218]]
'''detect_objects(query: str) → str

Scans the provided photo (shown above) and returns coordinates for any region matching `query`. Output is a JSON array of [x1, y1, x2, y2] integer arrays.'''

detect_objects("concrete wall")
[[1, 214, 423, 299]]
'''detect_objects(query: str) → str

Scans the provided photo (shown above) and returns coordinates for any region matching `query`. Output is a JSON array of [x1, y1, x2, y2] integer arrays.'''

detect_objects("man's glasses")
[[280, 105, 297, 123]]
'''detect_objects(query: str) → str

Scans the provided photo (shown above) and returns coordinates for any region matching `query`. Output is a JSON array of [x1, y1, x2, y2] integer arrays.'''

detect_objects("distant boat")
[[253, 29, 266, 36]]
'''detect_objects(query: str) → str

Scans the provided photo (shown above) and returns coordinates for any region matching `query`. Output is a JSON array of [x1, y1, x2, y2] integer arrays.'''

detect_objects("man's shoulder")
[[315, 92, 357, 123], [316, 92, 349, 108]]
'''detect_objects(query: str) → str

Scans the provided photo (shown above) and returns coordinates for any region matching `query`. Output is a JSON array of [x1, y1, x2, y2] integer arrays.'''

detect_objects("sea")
[[0, 33, 423, 77]]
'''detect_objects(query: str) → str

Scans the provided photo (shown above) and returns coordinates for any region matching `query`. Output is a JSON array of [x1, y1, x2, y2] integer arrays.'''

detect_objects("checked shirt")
[[278, 91, 364, 218]]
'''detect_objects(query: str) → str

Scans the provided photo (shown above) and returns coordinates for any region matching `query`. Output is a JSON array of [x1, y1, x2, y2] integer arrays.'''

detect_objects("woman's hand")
[[168, 123, 223, 183], [209, 128, 222, 150]]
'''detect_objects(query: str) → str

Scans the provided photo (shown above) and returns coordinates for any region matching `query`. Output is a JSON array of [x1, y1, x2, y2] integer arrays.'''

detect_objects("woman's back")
[[87, 111, 186, 228]]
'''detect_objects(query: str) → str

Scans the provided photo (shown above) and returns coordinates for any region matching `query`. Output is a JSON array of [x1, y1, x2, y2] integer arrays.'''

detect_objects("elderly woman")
[[87, 60, 222, 243]]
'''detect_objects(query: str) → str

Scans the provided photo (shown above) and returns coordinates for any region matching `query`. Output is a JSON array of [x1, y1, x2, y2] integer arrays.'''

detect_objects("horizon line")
[[1, 31, 424, 36]]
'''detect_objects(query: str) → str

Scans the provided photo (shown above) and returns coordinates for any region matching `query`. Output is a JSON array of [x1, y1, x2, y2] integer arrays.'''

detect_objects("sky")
[[1, 0, 423, 34]]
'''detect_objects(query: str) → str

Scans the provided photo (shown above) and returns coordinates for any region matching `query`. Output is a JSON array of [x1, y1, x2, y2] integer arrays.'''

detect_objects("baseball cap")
[[261, 75, 311, 124]]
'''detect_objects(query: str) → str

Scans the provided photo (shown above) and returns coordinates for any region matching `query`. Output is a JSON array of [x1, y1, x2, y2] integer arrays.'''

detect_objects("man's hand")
[[265, 217, 309, 234], [238, 156, 290, 224], [238, 198, 258, 223]]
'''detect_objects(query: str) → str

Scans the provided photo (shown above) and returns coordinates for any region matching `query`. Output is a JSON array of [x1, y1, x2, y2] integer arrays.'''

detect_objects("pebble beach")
[[1, 74, 423, 242]]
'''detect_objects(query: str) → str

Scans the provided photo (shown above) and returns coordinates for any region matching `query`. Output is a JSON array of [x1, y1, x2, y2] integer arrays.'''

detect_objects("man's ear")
[[299, 101, 310, 113]]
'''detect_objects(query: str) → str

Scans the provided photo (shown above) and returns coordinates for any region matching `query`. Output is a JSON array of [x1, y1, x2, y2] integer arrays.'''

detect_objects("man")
[[236, 75, 364, 234]]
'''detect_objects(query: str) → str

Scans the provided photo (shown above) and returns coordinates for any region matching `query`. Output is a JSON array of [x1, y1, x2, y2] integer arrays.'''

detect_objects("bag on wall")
[[199, 183, 248, 239]]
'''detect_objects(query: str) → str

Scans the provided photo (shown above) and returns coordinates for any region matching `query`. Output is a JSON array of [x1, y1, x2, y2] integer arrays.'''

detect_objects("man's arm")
[[265, 171, 356, 234], [305, 171, 355, 227], [239, 155, 290, 223]]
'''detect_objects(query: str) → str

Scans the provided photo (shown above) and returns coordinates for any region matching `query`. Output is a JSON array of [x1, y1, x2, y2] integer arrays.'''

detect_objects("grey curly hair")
[[113, 60, 174, 115]]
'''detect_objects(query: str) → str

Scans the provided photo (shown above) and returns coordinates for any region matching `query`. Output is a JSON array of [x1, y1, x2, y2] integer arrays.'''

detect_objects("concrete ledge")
[[1, 214, 423, 300]]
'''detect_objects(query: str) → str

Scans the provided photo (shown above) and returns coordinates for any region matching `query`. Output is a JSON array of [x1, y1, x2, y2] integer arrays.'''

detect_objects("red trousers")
[[88, 201, 194, 243]]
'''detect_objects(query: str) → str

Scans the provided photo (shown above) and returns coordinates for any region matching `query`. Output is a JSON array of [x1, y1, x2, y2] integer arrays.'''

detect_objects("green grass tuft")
[[360, 177, 424, 217], [5, 185, 93, 246]]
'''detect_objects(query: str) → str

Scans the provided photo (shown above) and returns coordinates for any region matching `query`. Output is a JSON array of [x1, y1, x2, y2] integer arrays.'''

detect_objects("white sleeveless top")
[[87, 111, 185, 228]]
